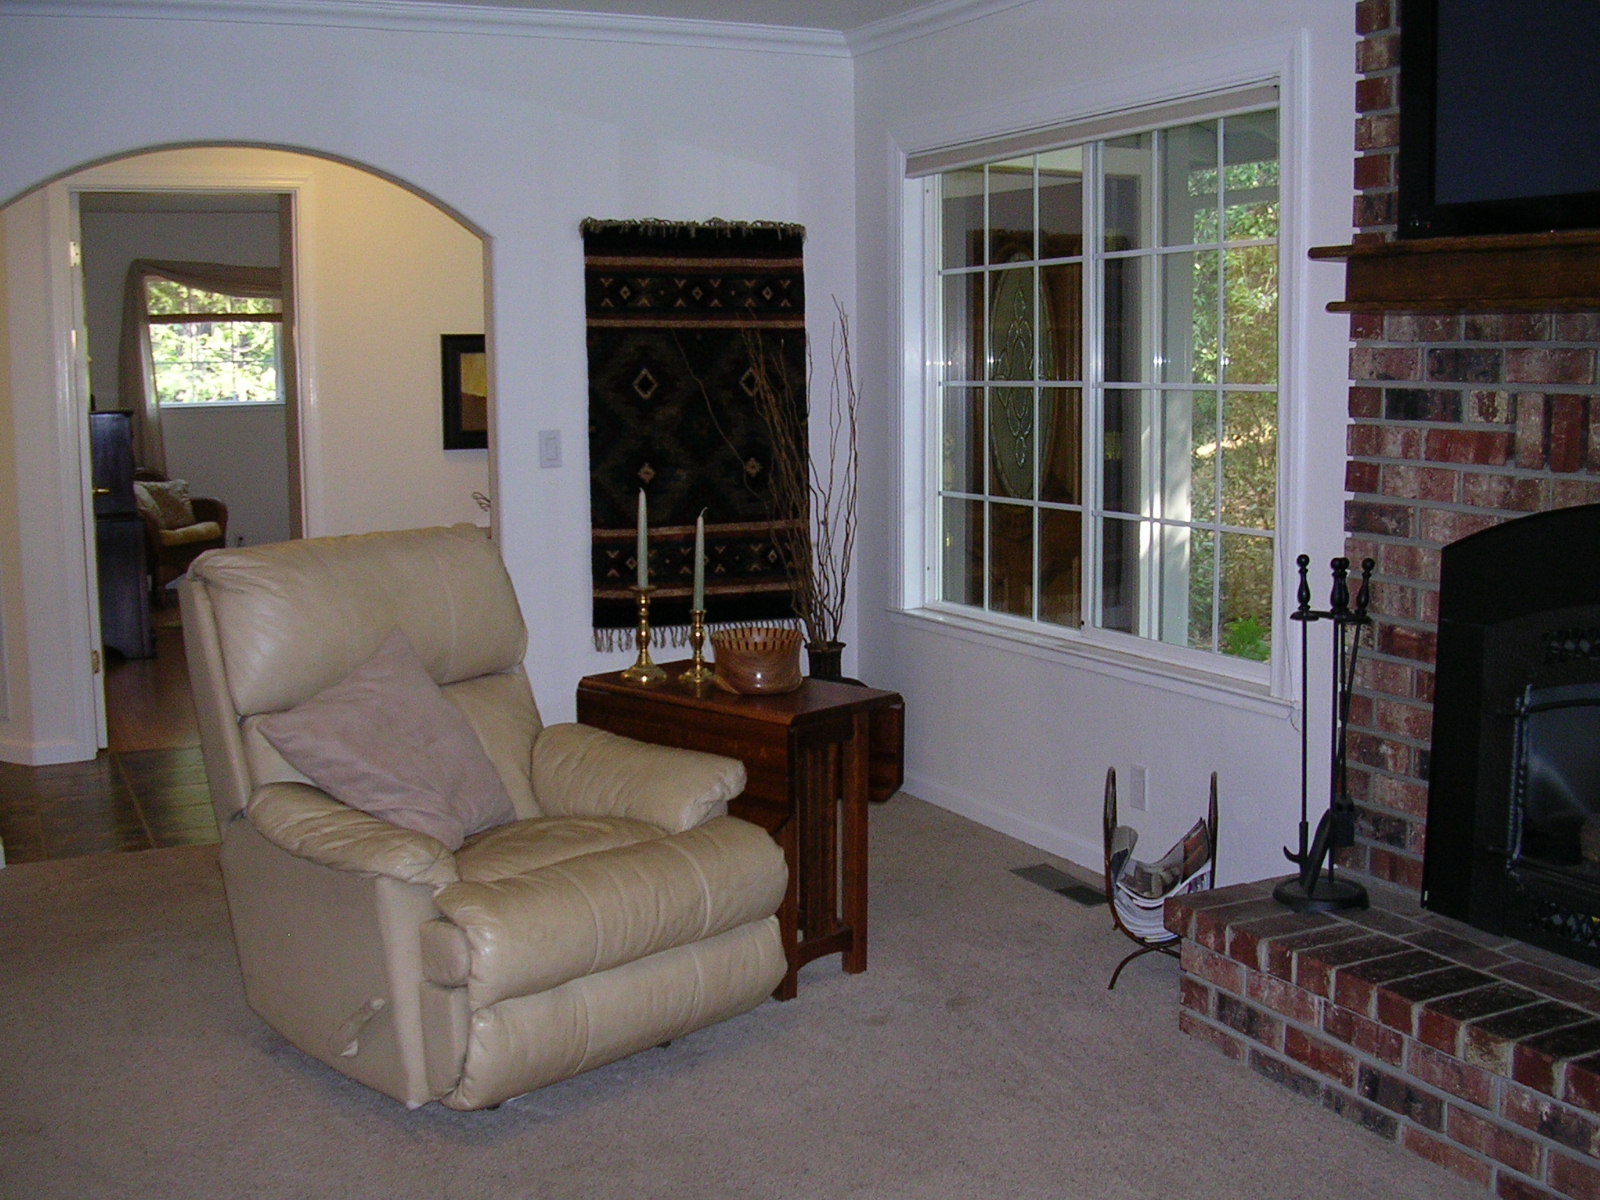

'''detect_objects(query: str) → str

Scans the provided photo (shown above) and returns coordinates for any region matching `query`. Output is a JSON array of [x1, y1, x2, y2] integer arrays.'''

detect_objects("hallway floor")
[[0, 603, 218, 865]]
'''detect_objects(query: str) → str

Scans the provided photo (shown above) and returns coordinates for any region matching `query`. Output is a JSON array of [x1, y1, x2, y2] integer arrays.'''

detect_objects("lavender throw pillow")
[[256, 629, 516, 850]]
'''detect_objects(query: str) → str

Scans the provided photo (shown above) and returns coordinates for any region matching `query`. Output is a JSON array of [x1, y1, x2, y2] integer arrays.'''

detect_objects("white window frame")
[[893, 39, 1313, 707]]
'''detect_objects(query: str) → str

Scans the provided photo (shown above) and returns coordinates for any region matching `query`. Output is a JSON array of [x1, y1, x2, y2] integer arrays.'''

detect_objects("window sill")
[[888, 606, 1296, 720]]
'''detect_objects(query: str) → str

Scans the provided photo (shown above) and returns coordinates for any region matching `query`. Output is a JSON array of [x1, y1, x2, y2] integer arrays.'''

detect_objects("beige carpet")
[[0, 796, 1466, 1200]]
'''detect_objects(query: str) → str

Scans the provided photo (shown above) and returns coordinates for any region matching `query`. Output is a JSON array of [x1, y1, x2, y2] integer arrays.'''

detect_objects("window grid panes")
[[146, 279, 283, 406], [933, 108, 1278, 665]]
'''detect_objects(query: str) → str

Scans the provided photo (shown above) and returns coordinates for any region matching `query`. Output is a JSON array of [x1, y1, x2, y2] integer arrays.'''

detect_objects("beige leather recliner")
[[180, 524, 787, 1110]]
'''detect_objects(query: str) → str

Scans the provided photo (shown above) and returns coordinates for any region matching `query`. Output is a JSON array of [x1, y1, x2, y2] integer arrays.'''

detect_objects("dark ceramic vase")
[[805, 641, 845, 681]]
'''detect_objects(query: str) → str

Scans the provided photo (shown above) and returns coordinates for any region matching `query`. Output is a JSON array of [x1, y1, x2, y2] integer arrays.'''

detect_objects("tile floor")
[[0, 603, 218, 866]]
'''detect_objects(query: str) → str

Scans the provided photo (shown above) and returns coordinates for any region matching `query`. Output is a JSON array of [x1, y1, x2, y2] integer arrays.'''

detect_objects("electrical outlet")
[[1127, 764, 1148, 811]]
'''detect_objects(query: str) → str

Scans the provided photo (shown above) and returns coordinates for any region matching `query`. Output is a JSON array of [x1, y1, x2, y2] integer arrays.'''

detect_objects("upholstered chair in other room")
[[132, 472, 228, 605], [180, 524, 787, 1110]]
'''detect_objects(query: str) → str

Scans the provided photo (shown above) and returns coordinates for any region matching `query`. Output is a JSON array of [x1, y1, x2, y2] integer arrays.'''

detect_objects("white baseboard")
[[901, 770, 1101, 876]]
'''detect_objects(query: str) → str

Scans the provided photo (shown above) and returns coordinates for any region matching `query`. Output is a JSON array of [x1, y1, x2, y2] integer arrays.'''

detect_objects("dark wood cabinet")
[[89, 411, 152, 659], [577, 663, 903, 1000]]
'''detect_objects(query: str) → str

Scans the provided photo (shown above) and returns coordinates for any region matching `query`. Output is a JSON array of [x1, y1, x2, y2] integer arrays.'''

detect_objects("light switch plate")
[[538, 429, 562, 468]]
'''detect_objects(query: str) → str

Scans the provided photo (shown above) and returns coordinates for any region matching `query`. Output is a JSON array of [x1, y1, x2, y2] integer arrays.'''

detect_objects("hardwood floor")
[[0, 602, 218, 866]]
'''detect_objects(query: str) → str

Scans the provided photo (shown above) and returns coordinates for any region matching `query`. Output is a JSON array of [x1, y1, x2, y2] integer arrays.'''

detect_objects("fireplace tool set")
[[1275, 554, 1374, 914]]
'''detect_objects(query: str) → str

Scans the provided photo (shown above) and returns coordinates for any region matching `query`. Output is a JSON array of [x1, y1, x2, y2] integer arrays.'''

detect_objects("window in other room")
[[145, 277, 284, 406]]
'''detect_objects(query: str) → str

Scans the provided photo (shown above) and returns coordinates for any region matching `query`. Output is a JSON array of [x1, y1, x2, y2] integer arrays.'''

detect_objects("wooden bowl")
[[711, 626, 803, 694]]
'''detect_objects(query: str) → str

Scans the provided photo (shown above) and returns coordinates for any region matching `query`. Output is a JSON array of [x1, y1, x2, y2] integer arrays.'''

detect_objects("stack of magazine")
[[1110, 816, 1213, 941]]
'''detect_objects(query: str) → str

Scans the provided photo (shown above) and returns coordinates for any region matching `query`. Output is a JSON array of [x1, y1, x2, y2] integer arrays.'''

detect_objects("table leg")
[[842, 711, 870, 974]]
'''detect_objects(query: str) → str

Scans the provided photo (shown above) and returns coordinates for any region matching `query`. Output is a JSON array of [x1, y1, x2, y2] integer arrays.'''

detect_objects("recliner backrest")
[[183, 524, 541, 825]]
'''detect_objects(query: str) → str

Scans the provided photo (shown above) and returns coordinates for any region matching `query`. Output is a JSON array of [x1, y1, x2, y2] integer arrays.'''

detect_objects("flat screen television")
[[1398, 0, 1600, 239]]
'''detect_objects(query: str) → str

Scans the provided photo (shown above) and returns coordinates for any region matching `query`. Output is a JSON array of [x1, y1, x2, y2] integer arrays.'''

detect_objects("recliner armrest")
[[246, 781, 461, 887], [530, 723, 746, 834]]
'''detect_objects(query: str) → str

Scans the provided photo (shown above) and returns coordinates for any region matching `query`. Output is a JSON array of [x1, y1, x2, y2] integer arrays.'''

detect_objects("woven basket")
[[710, 626, 803, 694]]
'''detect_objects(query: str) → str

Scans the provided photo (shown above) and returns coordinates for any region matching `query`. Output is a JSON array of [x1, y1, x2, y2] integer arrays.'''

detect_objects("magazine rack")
[[1101, 767, 1219, 989]]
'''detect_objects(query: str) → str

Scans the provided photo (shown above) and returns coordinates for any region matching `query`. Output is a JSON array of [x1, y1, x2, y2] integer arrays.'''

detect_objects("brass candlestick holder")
[[681, 608, 714, 686], [620, 585, 667, 685]]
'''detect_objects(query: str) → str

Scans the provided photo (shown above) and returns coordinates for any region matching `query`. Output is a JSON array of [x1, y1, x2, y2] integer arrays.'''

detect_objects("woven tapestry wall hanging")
[[583, 217, 807, 648]]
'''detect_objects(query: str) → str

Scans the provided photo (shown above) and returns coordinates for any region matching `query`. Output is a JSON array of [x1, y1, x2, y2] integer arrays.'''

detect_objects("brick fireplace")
[[1170, 3, 1600, 1197]]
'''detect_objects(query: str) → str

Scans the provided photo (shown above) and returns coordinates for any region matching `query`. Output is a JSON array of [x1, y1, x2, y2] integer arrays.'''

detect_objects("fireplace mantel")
[[1310, 230, 1600, 313]]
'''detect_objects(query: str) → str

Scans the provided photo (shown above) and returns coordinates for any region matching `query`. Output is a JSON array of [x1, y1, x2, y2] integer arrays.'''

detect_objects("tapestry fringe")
[[580, 217, 805, 240]]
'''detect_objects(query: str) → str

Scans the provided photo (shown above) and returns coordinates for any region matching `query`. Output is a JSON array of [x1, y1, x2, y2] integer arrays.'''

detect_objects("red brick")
[[1355, 113, 1400, 153], [1400, 1126, 1494, 1187], [1352, 345, 1423, 381], [1552, 478, 1600, 508], [1324, 1004, 1407, 1065], [1470, 389, 1516, 424], [1178, 1009, 1246, 1061], [1565, 1054, 1600, 1111], [1346, 458, 1381, 493], [1408, 1041, 1495, 1108], [1502, 1086, 1600, 1156], [1554, 312, 1600, 341], [1182, 942, 1245, 994], [1385, 312, 1460, 342], [1446, 1107, 1544, 1176], [1549, 1150, 1600, 1200], [1465, 313, 1552, 341], [1420, 506, 1502, 547], [1357, 31, 1401, 73], [1378, 423, 1429, 459], [1354, 152, 1393, 191], [1369, 774, 1430, 818], [1374, 697, 1434, 742], [1246, 970, 1323, 1026], [1355, 192, 1396, 228], [1355, 0, 1393, 35], [1516, 393, 1549, 468], [1347, 499, 1414, 538], [1460, 471, 1549, 513], [1589, 402, 1600, 471], [1366, 846, 1425, 889], [1350, 313, 1384, 340], [1179, 974, 1213, 1017], [1513, 1022, 1600, 1099], [1548, 394, 1588, 474], [1381, 461, 1458, 502], [1355, 74, 1394, 112], [1507, 347, 1596, 386], [1350, 384, 1383, 417], [1425, 427, 1513, 466], [1347, 422, 1381, 457], [1376, 541, 1441, 584], [1216, 993, 1285, 1052], [1496, 1175, 1562, 1200], [1285, 1026, 1358, 1088]]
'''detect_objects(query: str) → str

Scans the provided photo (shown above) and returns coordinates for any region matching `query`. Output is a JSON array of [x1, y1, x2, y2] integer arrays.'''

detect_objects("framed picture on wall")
[[441, 333, 488, 450]]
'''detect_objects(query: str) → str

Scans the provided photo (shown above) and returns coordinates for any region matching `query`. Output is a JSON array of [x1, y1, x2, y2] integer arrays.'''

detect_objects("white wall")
[[0, 9, 856, 762], [851, 0, 1357, 881]]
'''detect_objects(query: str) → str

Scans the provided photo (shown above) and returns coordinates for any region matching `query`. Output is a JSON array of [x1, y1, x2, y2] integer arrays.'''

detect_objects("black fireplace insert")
[[1423, 503, 1600, 967]]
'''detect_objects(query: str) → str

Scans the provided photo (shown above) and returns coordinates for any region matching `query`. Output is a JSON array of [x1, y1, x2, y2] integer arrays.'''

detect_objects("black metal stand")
[[1277, 555, 1373, 915]]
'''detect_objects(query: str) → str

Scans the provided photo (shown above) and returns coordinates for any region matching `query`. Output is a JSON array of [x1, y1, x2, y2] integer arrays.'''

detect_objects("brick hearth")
[[1168, 882, 1600, 1199]]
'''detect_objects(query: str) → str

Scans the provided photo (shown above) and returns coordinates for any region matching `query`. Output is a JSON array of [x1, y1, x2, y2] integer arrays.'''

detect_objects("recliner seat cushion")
[[256, 629, 516, 850], [433, 815, 787, 1007]]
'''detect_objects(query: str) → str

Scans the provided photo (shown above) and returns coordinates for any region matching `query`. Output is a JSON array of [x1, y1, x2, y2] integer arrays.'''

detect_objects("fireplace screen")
[[1511, 682, 1600, 923], [1423, 503, 1600, 967]]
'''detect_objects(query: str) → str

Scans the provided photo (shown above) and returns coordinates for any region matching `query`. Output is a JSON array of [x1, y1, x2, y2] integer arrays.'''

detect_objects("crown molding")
[[2, 0, 854, 57], [845, 0, 1034, 56]]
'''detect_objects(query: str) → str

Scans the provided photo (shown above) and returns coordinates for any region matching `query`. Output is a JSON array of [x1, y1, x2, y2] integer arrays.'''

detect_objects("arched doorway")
[[0, 144, 493, 801]]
